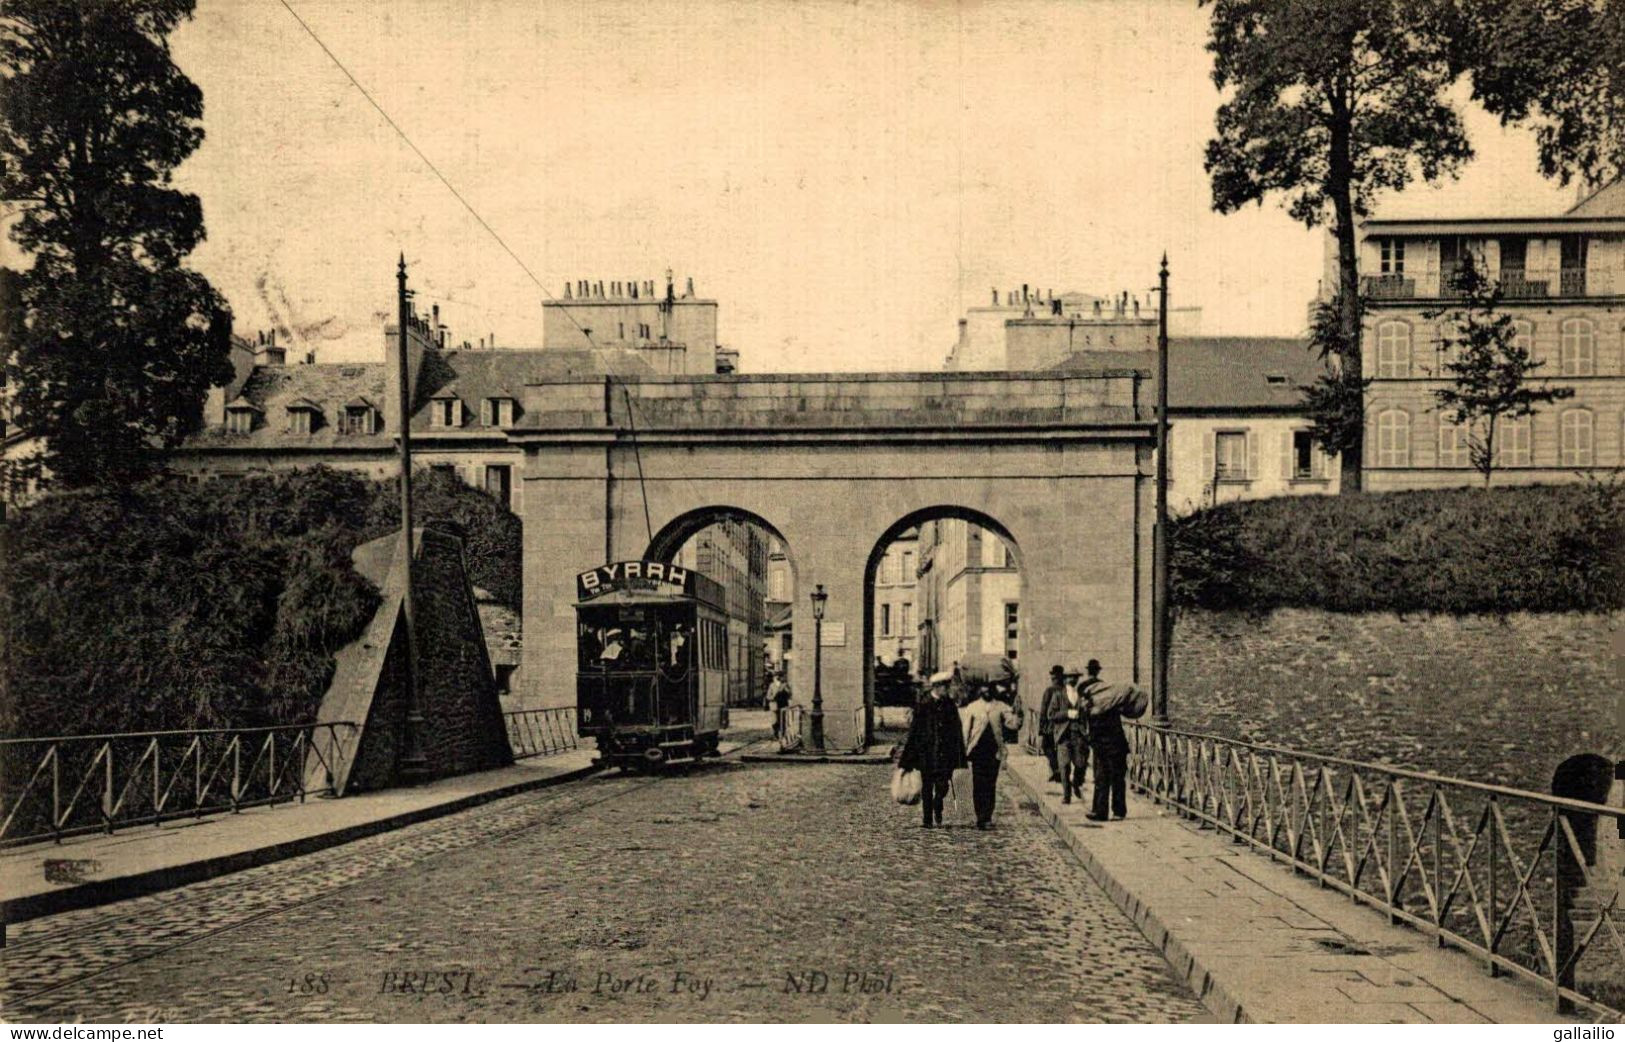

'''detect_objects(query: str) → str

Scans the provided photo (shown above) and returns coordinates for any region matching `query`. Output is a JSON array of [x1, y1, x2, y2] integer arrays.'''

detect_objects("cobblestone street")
[[2, 737, 1206, 1023]]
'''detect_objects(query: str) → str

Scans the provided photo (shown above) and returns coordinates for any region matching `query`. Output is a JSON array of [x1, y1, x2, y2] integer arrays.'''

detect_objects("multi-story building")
[[673, 517, 769, 707], [158, 283, 768, 705], [945, 285, 1202, 371], [1344, 181, 1625, 490], [871, 528, 919, 668], [762, 538, 793, 677], [544, 273, 722, 375], [914, 518, 1020, 679], [1048, 337, 1340, 514]]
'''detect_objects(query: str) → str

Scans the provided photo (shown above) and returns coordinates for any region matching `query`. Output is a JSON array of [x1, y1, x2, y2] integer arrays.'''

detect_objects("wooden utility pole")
[[397, 254, 429, 782]]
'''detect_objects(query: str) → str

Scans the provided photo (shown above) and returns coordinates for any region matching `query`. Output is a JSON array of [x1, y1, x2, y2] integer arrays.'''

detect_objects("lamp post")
[[1152, 255, 1171, 725], [809, 583, 828, 752]]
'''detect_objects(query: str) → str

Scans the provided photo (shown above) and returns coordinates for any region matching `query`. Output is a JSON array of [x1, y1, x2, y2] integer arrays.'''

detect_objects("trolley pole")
[[397, 255, 429, 783], [1152, 254, 1171, 726]]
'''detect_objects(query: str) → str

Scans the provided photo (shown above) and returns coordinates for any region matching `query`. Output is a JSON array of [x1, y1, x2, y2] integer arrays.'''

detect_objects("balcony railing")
[[1126, 722, 1625, 1018], [0, 723, 359, 849], [504, 707, 579, 760], [1361, 274, 1416, 300]]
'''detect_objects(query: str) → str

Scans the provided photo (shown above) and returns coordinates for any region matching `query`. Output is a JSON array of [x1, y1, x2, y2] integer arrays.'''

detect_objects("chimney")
[[596, 281, 605, 298], [685, 277, 694, 298], [489, 331, 494, 349], [630, 283, 638, 300], [1022, 283, 1029, 303], [991, 287, 998, 306], [564, 281, 573, 299], [479, 337, 485, 350]]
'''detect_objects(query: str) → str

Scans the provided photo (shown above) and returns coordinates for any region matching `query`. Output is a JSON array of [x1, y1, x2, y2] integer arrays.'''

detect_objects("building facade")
[[544, 273, 721, 376], [871, 528, 919, 668], [162, 292, 768, 707], [914, 518, 1021, 679], [1345, 182, 1625, 490]]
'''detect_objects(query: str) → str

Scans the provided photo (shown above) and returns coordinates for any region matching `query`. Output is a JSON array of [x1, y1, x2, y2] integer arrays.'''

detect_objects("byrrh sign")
[[576, 560, 693, 601]]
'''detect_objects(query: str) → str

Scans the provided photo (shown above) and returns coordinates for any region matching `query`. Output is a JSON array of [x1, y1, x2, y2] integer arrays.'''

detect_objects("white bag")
[[891, 767, 922, 805]]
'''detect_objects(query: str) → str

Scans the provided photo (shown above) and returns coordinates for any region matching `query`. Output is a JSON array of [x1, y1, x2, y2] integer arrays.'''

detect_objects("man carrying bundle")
[[1080, 659, 1148, 822]]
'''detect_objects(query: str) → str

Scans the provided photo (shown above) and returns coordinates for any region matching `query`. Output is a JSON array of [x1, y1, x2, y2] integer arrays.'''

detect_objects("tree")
[[1453, 0, 1625, 189], [1298, 293, 1373, 469], [1426, 253, 1574, 486], [0, 0, 232, 490], [1203, 0, 1474, 491]]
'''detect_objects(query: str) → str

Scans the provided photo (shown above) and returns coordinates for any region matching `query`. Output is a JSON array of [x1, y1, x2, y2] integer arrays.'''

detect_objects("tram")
[[575, 560, 729, 769]]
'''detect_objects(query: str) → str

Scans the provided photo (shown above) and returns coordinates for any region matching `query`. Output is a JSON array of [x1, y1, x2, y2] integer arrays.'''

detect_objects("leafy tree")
[[1298, 293, 1373, 467], [1425, 253, 1574, 486], [1453, 0, 1625, 189], [1203, 0, 1474, 490], [0, 0, 232, 490]]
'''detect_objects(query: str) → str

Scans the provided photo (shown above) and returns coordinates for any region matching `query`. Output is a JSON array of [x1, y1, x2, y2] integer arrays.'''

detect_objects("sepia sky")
[[137, 1, 1582, 368]]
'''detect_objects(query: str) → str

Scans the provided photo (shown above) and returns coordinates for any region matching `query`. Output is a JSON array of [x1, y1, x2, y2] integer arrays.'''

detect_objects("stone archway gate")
[[508, 367, 1156, 752]]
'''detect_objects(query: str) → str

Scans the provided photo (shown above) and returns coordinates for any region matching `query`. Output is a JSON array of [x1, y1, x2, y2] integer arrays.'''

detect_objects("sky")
[[131, 1, 1586, 369]]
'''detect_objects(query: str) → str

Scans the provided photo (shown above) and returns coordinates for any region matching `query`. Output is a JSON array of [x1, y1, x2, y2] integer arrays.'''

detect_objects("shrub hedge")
[[1169, 480, 1625, 615], [0, 467, 520, 739]]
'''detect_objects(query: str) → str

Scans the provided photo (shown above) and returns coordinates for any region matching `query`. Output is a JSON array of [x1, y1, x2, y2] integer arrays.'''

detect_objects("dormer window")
[[430, 396, 464, 428], [225, 403, 258, 434], [482, 397, 518, 427], [285, 399, 322, 435], [1264, 373, 1288, 386], [341, 398, 378, 435]]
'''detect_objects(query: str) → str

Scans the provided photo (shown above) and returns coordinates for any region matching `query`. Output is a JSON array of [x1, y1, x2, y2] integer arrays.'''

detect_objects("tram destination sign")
[[577, 560, 693, 601]]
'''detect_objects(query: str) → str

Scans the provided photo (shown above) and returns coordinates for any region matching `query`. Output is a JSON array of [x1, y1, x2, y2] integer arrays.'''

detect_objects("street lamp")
[[809, 583, 828, 752]]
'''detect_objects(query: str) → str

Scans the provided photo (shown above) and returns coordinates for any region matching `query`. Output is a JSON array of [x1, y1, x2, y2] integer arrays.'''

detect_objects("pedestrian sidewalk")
[[1, 749, 598, 932], [1004, 752, 1577, 1024]]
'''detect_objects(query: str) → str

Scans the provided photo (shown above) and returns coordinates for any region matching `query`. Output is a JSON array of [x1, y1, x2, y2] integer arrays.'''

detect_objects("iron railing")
[[1127, 722, 1625, 1019], [504, 707, 579, 760], [0, 723, 358, 849], [777, 706, 867, 754]]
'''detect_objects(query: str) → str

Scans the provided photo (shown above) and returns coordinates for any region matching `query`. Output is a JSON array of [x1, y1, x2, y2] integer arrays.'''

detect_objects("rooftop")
[[1048, 337, 1319, 412]]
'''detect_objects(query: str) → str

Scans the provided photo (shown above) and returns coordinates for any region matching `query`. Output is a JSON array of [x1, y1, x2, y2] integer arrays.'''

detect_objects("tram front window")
[[579, 609, 657, 672]]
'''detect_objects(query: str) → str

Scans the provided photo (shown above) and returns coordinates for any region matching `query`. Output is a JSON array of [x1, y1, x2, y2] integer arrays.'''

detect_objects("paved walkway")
[[1004, 751, 1578, 1024], [1, 750, 598, 931]]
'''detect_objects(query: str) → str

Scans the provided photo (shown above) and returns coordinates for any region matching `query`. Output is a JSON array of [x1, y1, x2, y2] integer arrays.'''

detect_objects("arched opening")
[[863, 506, 1025, 744], [644, 507, 797, 715]]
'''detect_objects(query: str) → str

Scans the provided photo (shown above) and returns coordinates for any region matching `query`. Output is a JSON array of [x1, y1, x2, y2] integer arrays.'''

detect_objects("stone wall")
[[1168, 607, 1622, 794], [309, 530, 513, 794]]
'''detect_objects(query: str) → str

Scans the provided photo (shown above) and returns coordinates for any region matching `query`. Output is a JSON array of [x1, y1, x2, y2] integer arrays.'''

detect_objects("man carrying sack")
[[1081, 659, 1148, 822]]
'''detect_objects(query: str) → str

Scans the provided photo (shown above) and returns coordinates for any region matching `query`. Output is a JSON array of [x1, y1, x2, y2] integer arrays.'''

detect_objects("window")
[[878, 555, 894, 585], [1438, 415, 1471, 468], [1560, 319, 1595, 376], [430, 463, 456, 479], [1375, 409, 1411, 467], [1434, 322, 1460, 374], [288, 409, 313, 435], [1375, 322, 1412, 378], [1495, 416, 1531, 466], [1003, 602, 1019, 660], [1290, 430, 1317, 479], [342, 406, 375, 435], [881, 603, 893, 637], [483, 398, 517, 427], [1512, 319, 1535, 358], [484, 464, 513, 508], [1380, 238, 1406, 274], [900, 602, 913, 634], [900, 550, 914, 580], [1214, 431, 1248, 480], [226, 409, 254, 434], [1560, 409, 1595, 466], [431, 398, 461, 428]]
